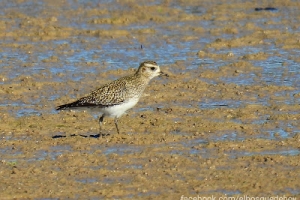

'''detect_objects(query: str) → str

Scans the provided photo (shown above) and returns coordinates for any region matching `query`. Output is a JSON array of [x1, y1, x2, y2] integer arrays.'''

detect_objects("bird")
[[56, 61, 168, 134]]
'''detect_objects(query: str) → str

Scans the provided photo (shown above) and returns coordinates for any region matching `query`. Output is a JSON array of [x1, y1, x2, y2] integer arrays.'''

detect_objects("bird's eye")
[[150, 67, 156, 71]]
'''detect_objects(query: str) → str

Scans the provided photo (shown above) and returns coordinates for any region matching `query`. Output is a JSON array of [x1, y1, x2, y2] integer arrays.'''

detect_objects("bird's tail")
[[56, 102, 77, 111], [56, 100, 97, 111]]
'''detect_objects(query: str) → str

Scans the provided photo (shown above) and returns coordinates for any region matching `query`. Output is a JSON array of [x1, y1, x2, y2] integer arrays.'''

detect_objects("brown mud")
[[0, 0, 300, 199]]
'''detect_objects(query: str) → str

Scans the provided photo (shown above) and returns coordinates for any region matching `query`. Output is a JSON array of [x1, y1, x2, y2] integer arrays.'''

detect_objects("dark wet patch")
[[255, 7, 278, 11]]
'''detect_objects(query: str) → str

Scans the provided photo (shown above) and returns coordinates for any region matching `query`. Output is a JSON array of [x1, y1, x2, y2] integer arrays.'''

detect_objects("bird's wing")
[[56, 78, 129, 111], [77, 80, 128, 107]]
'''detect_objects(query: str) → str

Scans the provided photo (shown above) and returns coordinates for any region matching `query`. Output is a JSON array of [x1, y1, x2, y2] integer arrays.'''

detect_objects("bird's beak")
[[159, 71, 169, 77]]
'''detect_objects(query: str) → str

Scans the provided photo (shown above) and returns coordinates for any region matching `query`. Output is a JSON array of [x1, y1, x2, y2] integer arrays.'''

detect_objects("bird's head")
[[137, 61, 168, 79]]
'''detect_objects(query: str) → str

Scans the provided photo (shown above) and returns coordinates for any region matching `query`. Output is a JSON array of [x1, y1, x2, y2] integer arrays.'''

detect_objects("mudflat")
[[0, 0, 299, 199]]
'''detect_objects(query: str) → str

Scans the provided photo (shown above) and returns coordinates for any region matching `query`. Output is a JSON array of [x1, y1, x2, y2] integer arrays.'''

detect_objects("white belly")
[[102, 98, 139, 118], [65, 98, 139, 118]]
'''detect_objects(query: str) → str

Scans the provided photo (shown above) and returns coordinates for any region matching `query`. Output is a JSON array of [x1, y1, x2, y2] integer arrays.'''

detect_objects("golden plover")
[[56, 61, 168, 134]]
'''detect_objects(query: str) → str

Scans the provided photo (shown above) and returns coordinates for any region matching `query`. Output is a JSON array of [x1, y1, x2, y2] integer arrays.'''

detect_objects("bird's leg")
[[99, 114, 104, 135], [114, 117, 120, 134]]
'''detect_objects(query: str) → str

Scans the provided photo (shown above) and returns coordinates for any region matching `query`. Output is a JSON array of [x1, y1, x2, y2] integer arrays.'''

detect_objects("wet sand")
[[0, 0, 300, 199]]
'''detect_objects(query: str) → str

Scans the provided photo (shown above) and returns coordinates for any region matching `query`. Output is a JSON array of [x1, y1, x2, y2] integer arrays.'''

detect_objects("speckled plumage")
[[56, 61, 167, 134]]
